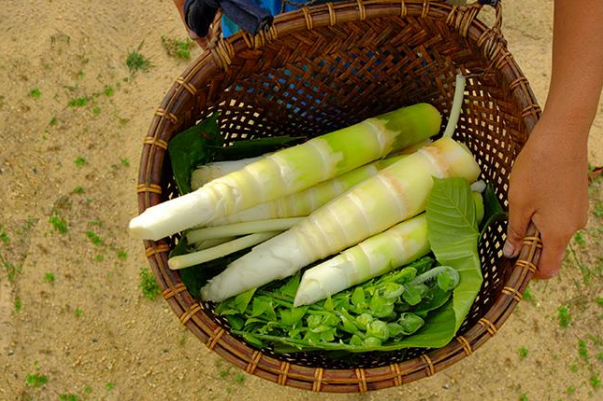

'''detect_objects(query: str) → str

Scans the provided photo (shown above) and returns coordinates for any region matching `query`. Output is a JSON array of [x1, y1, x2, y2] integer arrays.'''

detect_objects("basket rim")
[[136, 0, 542, 393]]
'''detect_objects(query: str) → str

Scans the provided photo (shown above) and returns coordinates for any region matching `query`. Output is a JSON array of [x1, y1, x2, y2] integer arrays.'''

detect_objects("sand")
[[1, 0, 602, 400]]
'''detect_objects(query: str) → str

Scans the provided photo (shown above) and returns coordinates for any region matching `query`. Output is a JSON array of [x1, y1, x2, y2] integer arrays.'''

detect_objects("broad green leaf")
[[426, 177, 481, 332], [168, 113, 221, 195], [279, 307, 308, 327]]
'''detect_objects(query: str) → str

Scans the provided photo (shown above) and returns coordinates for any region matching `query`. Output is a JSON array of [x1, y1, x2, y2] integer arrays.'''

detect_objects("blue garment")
[[222, 0, 322, 37]]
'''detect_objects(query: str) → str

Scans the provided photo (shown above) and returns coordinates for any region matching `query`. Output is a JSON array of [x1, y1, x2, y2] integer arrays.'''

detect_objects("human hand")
[[172, 0, 216, 51], [504, 114, 590, 279]]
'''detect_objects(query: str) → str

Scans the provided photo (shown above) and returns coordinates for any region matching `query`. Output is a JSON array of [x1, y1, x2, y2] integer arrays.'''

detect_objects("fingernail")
[[503, 241, 515, 258]]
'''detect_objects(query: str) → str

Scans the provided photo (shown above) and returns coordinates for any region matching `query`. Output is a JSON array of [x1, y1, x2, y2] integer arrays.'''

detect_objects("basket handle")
[[448, 0, 503, 38]]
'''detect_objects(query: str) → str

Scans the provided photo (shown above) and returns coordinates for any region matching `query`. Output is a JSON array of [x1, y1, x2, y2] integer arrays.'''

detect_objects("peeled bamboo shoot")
[[129, 103, 441, 241], [200, 137, 480, 302]]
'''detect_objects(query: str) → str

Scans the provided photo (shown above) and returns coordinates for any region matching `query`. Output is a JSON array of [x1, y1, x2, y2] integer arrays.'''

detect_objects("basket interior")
[[161, 14, 528, 369]]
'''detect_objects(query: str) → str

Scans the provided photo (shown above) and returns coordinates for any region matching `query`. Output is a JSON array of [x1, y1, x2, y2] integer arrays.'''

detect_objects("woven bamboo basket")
[[137, 0, 543, 392]]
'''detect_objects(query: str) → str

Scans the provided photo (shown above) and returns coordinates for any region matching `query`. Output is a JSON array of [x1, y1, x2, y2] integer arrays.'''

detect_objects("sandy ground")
[[1, 0, 602, 400]]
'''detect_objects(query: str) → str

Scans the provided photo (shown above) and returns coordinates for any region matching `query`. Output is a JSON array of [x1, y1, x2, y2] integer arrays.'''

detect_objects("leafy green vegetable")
[[479, 183, 506, 235], [217, 256, 462, 352], [168, 113, 221, 195], [394, 177, 482, 348]]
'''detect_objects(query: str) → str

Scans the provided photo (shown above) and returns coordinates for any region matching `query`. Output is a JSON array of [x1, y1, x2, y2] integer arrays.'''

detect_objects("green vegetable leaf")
[[426, 177, 481, 332], [217, 288, 256, 315], [402, 285, 422, 306], [251, 297, 277, 320], [278, 273, 301, 299], [437, 267, 460, 291], [279, 307, 308, 328], [168, 113, 221, 195], [351, 287, 366, 307], [397, 313, 425, 335], [479, 183, 507, 235]]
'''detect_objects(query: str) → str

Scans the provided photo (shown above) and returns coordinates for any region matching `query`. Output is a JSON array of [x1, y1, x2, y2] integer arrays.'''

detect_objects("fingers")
[[504, 202, 532, 259], [532, 232, 567, 279]]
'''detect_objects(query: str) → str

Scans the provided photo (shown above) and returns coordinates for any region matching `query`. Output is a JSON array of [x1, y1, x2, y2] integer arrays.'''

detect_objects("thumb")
[[504, 203, 532, 259]]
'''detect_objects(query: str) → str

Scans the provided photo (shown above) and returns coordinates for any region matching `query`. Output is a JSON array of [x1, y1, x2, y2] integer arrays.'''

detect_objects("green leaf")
[[278, 273, 301, 299], [279, 307, 308, 327], [251, 297, 277, 320], [227, 315, 245, 330], [367, 320, 390, 341], [390, 177, 482, 349], [402, 285, 422, 306], [479, 183, 507, 235], [213, 136, 305, 160], [217, 288, 256, 315], [307, 314, 322, 329], [412, 287, 451, 316], [351, 287, 366, 307], [370, 293, 394, 318], [437, 267, 460, 291], [427, 178, 481, 331], [397, 313, 425, 335], [168, 113, 221, 195]]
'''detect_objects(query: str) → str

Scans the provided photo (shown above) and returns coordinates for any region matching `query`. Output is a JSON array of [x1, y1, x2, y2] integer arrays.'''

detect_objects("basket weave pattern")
[[137, 0, 543, 392]]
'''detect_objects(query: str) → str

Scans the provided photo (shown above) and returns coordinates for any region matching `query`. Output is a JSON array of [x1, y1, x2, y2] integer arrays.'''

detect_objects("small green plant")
[[591, 375, 601, 390], [44, 272, 55, 283], [522, 287, 535, 305], [567, 386, 576, 395], [139, 268, 161, 300], [574, 232, 587, 247], [95, 254, 104, 262], [594, 201, 603, 218], [77, 70, 86, 79], [84, 386, 92, 394], [59, 394, 78, 401], [519, 394, 528, 401], [219, 370, 229, 378], [74, 156, 86, 167], [235, 373, 245, 384], [117, 251, 128, 260], [14, 297, 22, 313], [518, 346, 529, 360], [29, 88, 42, 99], [558, 305, 572, 328], [73, 186, 84, 194], [92, 106, 101, 116], [570, 363, 579, 373], [49, 117, 58, 126], [104, 86, 115, 97], [161, 36, 194, 59], [49, 213, 68, 234], [596, 297, 603, 307], [120, 158, 130, 167], [126, 43, 152, 73], [74, 307, 83, 318], [86, 231, 103, 246], [0, 227, 9, 244], [105, 382, 115, 390], [578, 339, 588, 360], [68, 97, 88, 108], [25, 372, 48, 388]]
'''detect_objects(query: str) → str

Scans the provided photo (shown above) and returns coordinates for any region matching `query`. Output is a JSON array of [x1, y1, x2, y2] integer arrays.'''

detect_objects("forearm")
[[173, 0, 186, 19], [543, 0, 603, 143]]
